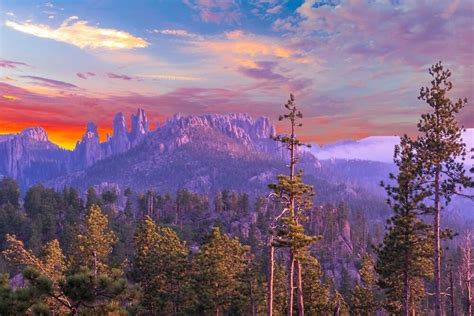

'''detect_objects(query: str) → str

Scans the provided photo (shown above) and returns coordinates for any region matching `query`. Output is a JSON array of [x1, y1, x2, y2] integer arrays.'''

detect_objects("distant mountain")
[[310, 128, 474, 164], [0, 127, 69, 188], [0, 110, 471, 217], [47, 113, 284, 194]]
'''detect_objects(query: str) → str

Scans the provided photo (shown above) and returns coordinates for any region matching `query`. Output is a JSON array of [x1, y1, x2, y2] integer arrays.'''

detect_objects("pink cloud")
[[284, 0, 473, 67], [20, 75, 78, 89], [0, 59, 31, 69]]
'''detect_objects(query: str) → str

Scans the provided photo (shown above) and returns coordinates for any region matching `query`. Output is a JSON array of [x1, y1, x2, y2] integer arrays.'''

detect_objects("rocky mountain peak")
[[111, 112, 131, 154], [84, 122, 99, 140], [20, 127, 49, 142], [113, 112, 127, 137], [158, 113, 278, 154], [130, 108, 150, 144]]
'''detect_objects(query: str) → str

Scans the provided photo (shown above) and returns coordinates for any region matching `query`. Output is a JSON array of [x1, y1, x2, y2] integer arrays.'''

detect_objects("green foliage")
[[416, 62, 471, 204], [191, 227, 249, 315], [101, 190, 118, 204], [133, 216, 189, 314], [0, 177, 20, 208], [301, 254, 332, 314], [269, 95, 317, 253], [350, 255, 378, 315], [0, 272, 41, 315], [376, 136, 434, 314], [24, 185, 62, 253]]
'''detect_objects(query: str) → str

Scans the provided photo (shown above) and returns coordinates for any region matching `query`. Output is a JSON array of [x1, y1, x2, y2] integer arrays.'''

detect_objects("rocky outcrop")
[[157, 113, 277, 154], [110, 112, 130, 154], [72, 109, 151, 168], [0, 127, 68, 188], [129, 108, 150, 145], [73, 122, 102, 169]]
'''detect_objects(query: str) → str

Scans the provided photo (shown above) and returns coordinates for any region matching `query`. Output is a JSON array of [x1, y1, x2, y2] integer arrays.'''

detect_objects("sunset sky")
[[0, 0, 472, 149]]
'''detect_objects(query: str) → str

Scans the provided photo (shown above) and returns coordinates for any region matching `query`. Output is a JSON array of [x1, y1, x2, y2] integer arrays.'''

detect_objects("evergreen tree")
[[24, 266, 126, 315], [24, 185, 61, 253], [301, 254, 331, 314], [376, 136, 433, 315], [415, 62, 471, 315], [191, 227, 249, 315], [350, 254, 378, 315], [269, 93, 316, 316], [273, 262, 288, 315], [0, 177, 20, 208], [3, 234, 126, 314], [74, 204, 117, 274], [85, 187, 102, 209], [133, 216, 189, 314], [0, 273, 45, 315], [59, 187, 83, 255]]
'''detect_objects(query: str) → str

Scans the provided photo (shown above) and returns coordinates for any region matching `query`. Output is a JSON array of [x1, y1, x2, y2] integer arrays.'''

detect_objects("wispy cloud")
[[151, 29, 198, 38], [20, 75, 78, 89], [0, 59, 31, 69], [107, 73, 134, 81], [5, 16, 149, 50], [137, 74, 200, 81], [184, 0, 240, 24], [76, 72, 96, 79]]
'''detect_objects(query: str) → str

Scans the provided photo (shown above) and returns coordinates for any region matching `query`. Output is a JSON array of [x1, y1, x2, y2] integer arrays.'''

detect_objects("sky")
[[0, 0, 472, 149]]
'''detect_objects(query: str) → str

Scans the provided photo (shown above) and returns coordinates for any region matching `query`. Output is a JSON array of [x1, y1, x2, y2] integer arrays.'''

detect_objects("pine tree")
[[376, 136, 433, 315], [0, 272, 45, 315], [0, 177, 20, 208], [415, 62, 472, 315], [3, 234, 67, 282], [268, 94, 317, 316], [301, 254, 331, 314], [133, 215, 189, 314], [191, 227, 249, 315], [350, 254, 378, 315], [74, 204, 117, 274], [3, 234, 126, 314]]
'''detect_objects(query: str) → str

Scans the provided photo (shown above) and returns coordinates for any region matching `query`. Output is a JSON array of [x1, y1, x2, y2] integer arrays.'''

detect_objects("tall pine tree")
[[376, 136, 433, 315], [269, 94, 316, 316], [415, 62, 471, 315]]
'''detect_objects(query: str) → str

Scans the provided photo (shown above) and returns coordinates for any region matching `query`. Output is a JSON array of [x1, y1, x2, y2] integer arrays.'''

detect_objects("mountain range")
[[0, 109, 471, 216]]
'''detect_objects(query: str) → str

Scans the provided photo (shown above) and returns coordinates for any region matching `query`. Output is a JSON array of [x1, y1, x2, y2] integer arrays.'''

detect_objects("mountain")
[[45, 113, 284, 194], [0, 127, 69, 188], [0, 110, 471, 217], [0, 110, 284, 191]]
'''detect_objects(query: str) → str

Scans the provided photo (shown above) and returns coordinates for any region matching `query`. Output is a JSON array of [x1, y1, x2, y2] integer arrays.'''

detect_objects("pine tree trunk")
[[403, 269, 410, 316], [296, 259, 304, 316], [288, 251, 295, 316], [434, 167, 442, 316], [465, 238, 472, 316], [249, 269, 256, 316], [267, 235, 274, 316], [449, 268, 455, 316]]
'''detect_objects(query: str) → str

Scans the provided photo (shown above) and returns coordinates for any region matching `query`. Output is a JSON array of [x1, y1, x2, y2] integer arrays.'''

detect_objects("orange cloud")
[[2, 95, 19, 101], [5, 17, 148, 50]]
